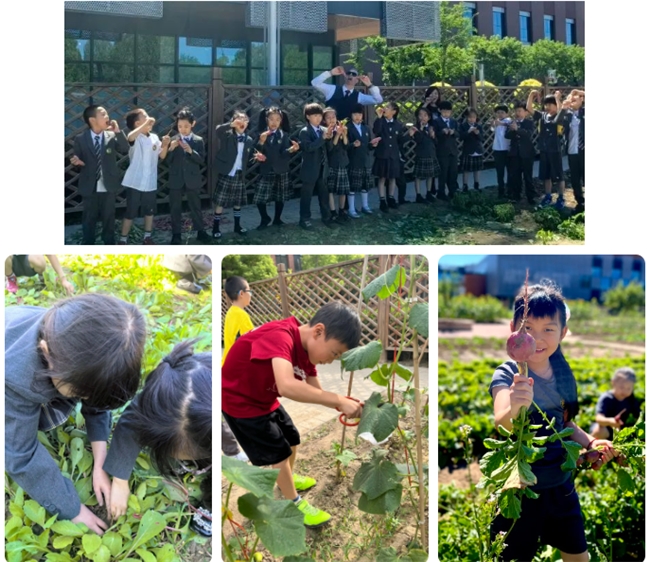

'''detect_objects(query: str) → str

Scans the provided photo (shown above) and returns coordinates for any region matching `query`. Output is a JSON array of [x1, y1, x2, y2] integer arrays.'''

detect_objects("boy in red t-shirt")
[[222, 301, 363, 527]]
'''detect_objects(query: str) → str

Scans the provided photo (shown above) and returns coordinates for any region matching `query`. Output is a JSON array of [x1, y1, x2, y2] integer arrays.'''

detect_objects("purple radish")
[[507, 330, 537, 362], [584, 450, 601, 464]]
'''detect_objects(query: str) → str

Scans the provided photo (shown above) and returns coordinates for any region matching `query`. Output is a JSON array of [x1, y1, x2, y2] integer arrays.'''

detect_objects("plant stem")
[[464, 438, 485, 562], [222, 530, 235, 562], [223, 482, 234, 530], [248, 536, 260, 562]]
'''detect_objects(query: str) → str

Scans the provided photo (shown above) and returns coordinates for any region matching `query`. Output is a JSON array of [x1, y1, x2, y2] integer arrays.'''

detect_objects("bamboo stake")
[[337, 255, 370, 478]]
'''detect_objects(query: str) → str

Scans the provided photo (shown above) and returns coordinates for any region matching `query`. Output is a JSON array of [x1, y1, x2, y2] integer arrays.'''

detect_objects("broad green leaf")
[[5, 515, 23, 537], [222, 455, 280, 498], [335, 450, 357, 467], [523, 487, 540, 499], [50, 520, 86, 537], [45, 552, 75, 562], [70, 437, 84, 473], [408, 303, 429, 337], [392, 363, 413, 382], [341, 341, 382, 372], [369, 365, 391, 387], [488, 457, 516, 483], [356, 392, 399, 442], [24, 499, 46, 526], [137, 481, 147, 501], [15, 487, 25, 507], [152, 543, 177, 562], [83, 534, 102, 555], [483, 438, 507, 450], [128, 494, 141, 513], [560, 441, 582, 471], [78, 450, 94, 475], [362, 265, 406, 300], [377, 548, 399, 562], [358, 485, 402, 514], [130, 511, 166, 552], [44, 514, 58, 529], [136, 548, 156, 562], [91, 545, 111, 562], [352, 449, 402, 500], [499, 489, 522, 519], [119, 523, 132, 539], [75, 476, 93, 503], [617, 469, 634, 493], [136, 456, 151, 470], [238, 494, 306, 556], [497, 425, 511, 437], [102, 532, 123, 557], [407, 549, 431, 562], [556, 427, 575, 439], [52, 535, 75, 549], [162, 481, 186, 502], [9, 502, 24, 518]]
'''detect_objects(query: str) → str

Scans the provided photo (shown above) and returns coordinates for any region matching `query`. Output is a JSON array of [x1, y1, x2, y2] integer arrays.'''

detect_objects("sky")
[[438, 255, 486, 268]]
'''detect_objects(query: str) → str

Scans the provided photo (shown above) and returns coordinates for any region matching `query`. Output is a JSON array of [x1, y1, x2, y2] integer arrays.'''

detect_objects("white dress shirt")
[[123, 133, 161, 192], [492, 118, 512, 151], [311, 71, 383, 105], [90, 131, 107, 193], [228, 134, 245, 176], [568, 113, 580, 155]]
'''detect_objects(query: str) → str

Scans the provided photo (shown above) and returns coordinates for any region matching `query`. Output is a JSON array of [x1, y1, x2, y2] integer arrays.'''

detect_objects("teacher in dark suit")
[[311, 66, 383, 120]]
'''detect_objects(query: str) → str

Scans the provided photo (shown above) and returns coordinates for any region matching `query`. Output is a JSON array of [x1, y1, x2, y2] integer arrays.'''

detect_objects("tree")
[[470, 36, 526, 85], [604, 281, 645, 314], [521, 39, 574, 83], [300, 255, 364, 270], [438, 1, 474, 83], [221, 255, 278, 283]]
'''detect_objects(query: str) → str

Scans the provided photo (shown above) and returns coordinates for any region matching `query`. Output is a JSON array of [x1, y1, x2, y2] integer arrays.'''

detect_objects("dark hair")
[[513, 281, 578, 421], [351, 104, 364, 116], [176, 106, 195, 124], [438, 101, 453, 111], [514, 101, 528, 111], [258, 106, 291, 133], [543, 95, 557, 106], [128, 341, 212, 498], [323, 106, 337, 119], [35, 294, 145, 409], [494, 104, 508, 113], [231, 109, 249, 122], [225, 276, 248, 301], [384, 101, 399, 118], [309, 302, 361, 350], [126, 108, 147, 131], [417, 106, 432, 119], [466, 107, 478, 118], [304, 103, 324, 119], [83, 105, 102, 127], [423, 86, 442, 106]]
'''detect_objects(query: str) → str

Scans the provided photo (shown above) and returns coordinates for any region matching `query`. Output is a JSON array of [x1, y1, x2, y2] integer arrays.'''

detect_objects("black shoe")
[[437, 191, 448, 201], [322, 218, 337, 228], [462, 184, 469, 193], [234, 226, 247, 236], [473, 182, 480, 191], [272, 218, 285, 226], [176, 279, 202, 294], [171, 234, 182, 245], [212, 227, 222, 239], [380, 199, 389, 213], [398, 198, 411, 205], [337, 211, 350, 223], [190, 506, 212, 537], [256, 217, 272, 230], [388, 197, 399, 209], [416, 194, 429, 204], [299, 220, 313, 230], [426, 192, 436, 203], [196, 230, 210, 242]]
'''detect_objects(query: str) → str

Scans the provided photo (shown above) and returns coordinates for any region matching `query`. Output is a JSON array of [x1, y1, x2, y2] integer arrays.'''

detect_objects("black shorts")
[[222, 405, 301, 466], [124, 187, 157, 219], [538, 151, 564, 182], [11, 255, 37, 278], [491, 477, 587, 560]]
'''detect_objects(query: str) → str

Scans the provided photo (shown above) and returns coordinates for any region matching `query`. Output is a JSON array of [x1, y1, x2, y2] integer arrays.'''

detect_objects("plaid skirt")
[[348, 167, 374, 193], [253, 172, 292, 204], [327, 166, 351, 195], [213, 173, 246, 208], [461, 154, 484, 172], [414, 156, 441, 179]]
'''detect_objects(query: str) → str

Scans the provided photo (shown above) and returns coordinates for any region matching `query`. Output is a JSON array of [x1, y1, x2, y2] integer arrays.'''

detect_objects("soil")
[[222, 392, 429, 562], [437, 461, 482, 490]]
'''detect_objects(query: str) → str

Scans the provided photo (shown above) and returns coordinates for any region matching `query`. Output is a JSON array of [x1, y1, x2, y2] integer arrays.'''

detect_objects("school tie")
[[183, 137, 191, 143], [94, 135, 102, 181], [578, 112, 584, 151], [344, 90, 351, 97], [237, 135, 245, 143], [316, 128, 322, 138]]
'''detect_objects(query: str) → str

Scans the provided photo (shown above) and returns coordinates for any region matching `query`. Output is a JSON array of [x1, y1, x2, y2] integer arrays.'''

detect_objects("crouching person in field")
[[104, 340, 212, 536], [221, 301, 364, 528]]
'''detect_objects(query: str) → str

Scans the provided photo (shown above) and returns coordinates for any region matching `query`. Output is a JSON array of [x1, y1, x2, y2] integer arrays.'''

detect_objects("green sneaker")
[[293, 474, 316, 491], [295, 499, 331, 527]]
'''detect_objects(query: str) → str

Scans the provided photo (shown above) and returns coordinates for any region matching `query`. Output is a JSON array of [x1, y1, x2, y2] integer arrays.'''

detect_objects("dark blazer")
[[505, 119, 536, 159], [372, 117, 406, 161], [72, 129, 129, 196], [459, 122, 484, 156], [256, 129, 293, 175], [412, 123, 437, 159], [298, 125, 329, 183], [415, 102, 441, 125], [326, 135, 350, 169], [214, 123, 255, 176], [346, 122, 373, 169], [167, 133, 205, 190], [433, 116, 459, 157]]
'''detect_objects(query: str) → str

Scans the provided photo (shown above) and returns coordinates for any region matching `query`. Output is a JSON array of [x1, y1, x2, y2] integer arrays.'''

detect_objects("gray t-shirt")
[[489, 360, 571, 490]]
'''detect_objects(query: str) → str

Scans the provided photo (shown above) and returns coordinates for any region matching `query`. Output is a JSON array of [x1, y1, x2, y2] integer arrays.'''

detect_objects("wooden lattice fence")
[[222, 256, 429, 356], [64, 68, 581, 216]]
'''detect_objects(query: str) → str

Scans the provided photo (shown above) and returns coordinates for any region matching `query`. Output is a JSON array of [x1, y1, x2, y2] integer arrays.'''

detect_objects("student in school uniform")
[[297, 103, 335, 230], [323, 107, 352, 223], [491, 104, 512, 197], [459, 108, 484, 192], [167, 107, 210, 244], [372, 102, 406, 212], [213, 110, 262, 238], [564, 90, 585, 213], [505, 101, 537, 204], [70, 105, 129, 245], [433, 101, 460, 200], [346, 104, 380, 216], [409, 106, 440, 204]]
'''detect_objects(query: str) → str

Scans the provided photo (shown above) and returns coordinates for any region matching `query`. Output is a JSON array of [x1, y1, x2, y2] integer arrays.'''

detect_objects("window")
[[566, 18, 576, 45], [251, 41, 267, 85], [592, 256, 603, 279], [544, 15, 555, 40], [463, 2, 477, 33], [178, 37, 212, 83], [282, 44, 308, 85], [216, 40, 247, 84], [519, 11, 532, 44], [493, 7, 506, 38], [65, 29, 91, 82], [136, 35, 175, 83]]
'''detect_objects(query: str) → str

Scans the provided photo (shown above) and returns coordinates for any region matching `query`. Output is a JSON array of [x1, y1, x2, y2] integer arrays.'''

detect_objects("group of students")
[[5, 294, 212, 536]]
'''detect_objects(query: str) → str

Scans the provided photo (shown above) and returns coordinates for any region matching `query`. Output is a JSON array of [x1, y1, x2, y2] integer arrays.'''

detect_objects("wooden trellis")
[[64, 68, 581, 216], [222, 255, 429, 356]]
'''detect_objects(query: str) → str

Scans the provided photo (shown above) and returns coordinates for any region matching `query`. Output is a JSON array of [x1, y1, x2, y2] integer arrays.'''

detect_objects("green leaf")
[[45, 552, 76, 562], [283, 557, 316, 562], [356, 392, 399, 442], [523, 487, 540, 499], [136, 456, 151, 470], [102, 532, 123, 557], [130, 511, 167, 552], [82, 534, 102, 555], [9, 502, 24, 518], [136, 548, 157, 562], [497, 425, 511, 437], [560, 441, 582, 471], [617, 469, 634, 493], [392, 362, 413, 382], [377, 547, 399, 562], [406, 550, 430, 562], [23, 499, 46, 526], [341, 341, 383, 371], [369, 365, 391, 387], [237, 494, 306, 556], [499, 489, 522, 519], [75, 476, 93, 503], [408, 302, 429, 337], [556, 427, 575, 439], [52, 535, 75, 549], [137, 481, 147, 501], [91, 545, 111, 562], [483, 438, 507, 450], [362, 265, 406, 300], [489, 457, 516, 483], [69, 437, 84, 474], [152, 544, 177, 562], [358, 485, 403, 514], [15, 487, 25, 507], [479, 449, 507, 478], [44, 514, 58, 529], [128, 495, 141, 513], [222, 456, 280, 498], [5, 515, 23, 538], [50, 520, 86, 537], [352, 449, 402, 500], [335, 450, 357, 467]]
